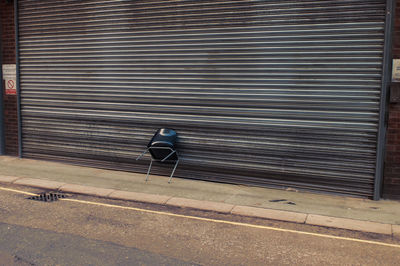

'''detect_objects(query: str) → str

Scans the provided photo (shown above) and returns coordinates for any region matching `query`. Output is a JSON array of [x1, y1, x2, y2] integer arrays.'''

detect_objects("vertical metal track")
[[0, 14, 5, 155], [14, 0, 22, 158], [373, 0, 396, 200]]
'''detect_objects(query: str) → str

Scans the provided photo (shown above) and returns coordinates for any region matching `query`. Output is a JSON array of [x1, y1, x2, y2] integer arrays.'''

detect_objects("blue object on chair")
[[136, 128, 179, 183]]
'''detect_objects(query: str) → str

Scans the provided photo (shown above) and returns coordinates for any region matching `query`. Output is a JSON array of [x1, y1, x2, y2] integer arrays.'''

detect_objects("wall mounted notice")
[[2, 64, 16, 95], [392, 60, 400, 82]]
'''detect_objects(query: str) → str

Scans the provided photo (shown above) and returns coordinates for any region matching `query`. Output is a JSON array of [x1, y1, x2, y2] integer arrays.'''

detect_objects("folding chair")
[[136, 128, 179, 183]]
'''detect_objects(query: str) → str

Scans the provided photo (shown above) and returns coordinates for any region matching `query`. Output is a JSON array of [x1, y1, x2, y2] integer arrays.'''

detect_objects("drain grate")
[[28, 192, 67, 202]]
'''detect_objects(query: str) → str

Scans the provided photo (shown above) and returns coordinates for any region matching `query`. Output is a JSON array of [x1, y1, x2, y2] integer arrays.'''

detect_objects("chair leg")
[[145, 159, 153, 182], [168, 160, 179, 183]]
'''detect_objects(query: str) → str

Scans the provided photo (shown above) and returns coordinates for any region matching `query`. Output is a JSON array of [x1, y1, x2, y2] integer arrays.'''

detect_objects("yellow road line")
[[0, 186, 38, 196], [1, 186, 399, 249]]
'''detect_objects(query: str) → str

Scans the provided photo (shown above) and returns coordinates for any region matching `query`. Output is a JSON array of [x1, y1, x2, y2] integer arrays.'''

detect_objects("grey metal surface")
[[17, 0, 387, 197], [15, 0, 22, 158], [0, 22, 5, 155]]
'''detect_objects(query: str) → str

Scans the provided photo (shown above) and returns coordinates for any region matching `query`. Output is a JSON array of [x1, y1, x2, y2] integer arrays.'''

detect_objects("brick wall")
[[383, 101, 400, 199], [383, 2, 400, 199], [0, 0, 18, 156]]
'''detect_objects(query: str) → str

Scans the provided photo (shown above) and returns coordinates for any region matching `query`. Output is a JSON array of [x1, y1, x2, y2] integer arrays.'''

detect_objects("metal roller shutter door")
[[18, 0, 387, 198]]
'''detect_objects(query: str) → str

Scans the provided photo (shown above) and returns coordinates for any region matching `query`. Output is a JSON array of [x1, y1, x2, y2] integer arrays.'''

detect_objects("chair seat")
[[147, 129, 178, 161], [149, 146, 178, 162], [136, 128, 179, 183]]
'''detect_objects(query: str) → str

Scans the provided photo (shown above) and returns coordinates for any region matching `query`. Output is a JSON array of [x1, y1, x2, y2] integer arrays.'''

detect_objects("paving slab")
[[0, 175, 20, 183], [393, 225, 400, 238], [231, 205, 307, 223], [14, 178, 66, 190], [109, 190, 171, 205], [306, 214, 392, 235], [166, 197, 235, 213], [59, 184, 115, 198]]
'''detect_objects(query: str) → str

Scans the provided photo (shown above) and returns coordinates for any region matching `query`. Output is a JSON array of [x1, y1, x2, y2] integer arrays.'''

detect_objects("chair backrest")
[[148, 128, 178, 161]]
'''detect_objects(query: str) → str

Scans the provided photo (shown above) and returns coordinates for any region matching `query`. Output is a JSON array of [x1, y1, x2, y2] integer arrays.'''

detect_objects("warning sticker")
[[5, 78, 16, 95], [2, 64, 17, 95]]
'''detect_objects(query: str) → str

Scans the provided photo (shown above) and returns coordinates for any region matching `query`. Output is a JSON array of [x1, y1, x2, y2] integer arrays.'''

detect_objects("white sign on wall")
[[2, 64, 17, 95], [392, 59, 400, 82], [2, 64, 16, 77]]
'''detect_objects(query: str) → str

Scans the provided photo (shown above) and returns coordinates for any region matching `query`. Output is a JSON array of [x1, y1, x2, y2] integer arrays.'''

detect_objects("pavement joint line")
[[165, 197, 235, 214], [231, 205, 307, 224], [0, 176, 22, 184], [1, 185, 400, 249], [305, 214, 392, 235], [13, 178, 67, 191], [162, 196, 174, 205], [105, 190, 115, 197]]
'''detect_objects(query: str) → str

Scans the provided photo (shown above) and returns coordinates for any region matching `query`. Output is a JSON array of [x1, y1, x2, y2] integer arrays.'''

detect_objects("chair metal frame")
[[136, 146, 179, 183]]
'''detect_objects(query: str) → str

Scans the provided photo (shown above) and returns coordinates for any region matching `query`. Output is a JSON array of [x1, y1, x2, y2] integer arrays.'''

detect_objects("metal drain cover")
[[28, 192, 66, 202]]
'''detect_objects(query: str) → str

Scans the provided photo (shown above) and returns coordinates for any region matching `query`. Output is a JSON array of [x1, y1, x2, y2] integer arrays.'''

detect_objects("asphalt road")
[[0, 184, 399, 266]]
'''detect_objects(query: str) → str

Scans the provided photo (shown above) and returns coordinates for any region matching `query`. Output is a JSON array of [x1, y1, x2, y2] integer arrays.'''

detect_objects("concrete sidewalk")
[[0, 156, 399, 237]]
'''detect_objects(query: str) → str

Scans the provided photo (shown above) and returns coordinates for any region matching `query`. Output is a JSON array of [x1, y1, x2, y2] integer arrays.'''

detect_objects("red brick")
[[0, 0, 18, 156], [384, 3, 400, 199]]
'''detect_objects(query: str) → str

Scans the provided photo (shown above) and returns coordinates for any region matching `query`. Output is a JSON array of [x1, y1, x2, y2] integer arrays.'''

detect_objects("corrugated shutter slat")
[[18, 0, 386, 197]]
